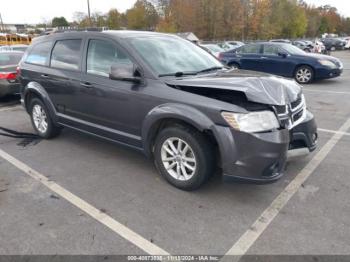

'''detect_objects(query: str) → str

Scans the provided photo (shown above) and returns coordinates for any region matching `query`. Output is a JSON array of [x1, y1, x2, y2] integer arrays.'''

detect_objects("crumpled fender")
[[22, 82, 58, 124]]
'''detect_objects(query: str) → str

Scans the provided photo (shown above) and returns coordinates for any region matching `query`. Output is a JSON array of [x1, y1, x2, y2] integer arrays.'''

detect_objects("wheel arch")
[[141, 104, 220, 158], [228, 61, 241, 68], [293, 63, 315, 76], [23, 82, 58, 124]]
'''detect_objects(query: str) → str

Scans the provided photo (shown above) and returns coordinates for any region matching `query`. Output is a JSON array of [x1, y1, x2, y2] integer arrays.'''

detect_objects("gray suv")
[[18, 31, 317, 190]]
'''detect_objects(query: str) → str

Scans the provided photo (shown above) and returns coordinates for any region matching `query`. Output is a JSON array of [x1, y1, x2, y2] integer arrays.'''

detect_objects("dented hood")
[[165, 69, 301, 106]]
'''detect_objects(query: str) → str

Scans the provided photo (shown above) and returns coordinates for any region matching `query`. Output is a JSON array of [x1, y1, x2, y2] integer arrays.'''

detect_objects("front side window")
[[51, 39, 82, 70], [25, 41, 52, 66], [87, 39, 132, 77], [263, 45, 280, 55]]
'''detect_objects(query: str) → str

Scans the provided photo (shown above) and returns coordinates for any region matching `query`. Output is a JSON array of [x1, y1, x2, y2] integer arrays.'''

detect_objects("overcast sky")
[[0, 0, 137, 24], [0, 0, 349, 24]]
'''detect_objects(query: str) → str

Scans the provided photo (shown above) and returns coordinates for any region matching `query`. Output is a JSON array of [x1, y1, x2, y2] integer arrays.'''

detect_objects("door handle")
[[260, 56, 268, 59], [41, 74, 49, 78], [80, 82, 93, 88]]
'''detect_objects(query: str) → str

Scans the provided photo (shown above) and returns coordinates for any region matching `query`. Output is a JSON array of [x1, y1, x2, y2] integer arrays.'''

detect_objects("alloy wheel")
[[32, 104, 48, 134], [296, 68, 312, 83], [161, 137, 197, 181]]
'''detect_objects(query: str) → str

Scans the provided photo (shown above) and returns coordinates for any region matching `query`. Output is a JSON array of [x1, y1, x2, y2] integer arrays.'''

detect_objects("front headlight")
[[318, 59, 337, 68], [221, 111, 280, 133]]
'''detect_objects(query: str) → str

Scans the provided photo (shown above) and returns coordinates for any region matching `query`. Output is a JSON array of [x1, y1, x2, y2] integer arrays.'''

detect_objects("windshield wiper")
[[159, 71, 197, 77], [197, 66, 225, 74]]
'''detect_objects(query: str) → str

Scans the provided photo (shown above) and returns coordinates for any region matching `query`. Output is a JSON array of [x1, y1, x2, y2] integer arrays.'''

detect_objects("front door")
[[75, 38, 142, 146], [261, 44, 294, 77]]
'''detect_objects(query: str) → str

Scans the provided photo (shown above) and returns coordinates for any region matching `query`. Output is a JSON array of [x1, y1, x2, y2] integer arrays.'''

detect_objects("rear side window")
[[51, 39, 82, 71], [87, 39, 132, 77], [0, 53, 22, 66], [239, 44, 260, 54], [25, 41, 52, 65]]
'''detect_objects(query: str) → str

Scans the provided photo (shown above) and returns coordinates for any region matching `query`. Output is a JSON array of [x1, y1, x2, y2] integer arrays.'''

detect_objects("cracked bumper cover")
[[215, 110, 317, 184]]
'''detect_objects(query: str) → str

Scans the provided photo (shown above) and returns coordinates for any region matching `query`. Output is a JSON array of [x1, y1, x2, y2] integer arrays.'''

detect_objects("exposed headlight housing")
[[318, 59, 337, 68], [221, 111, 280, 133]]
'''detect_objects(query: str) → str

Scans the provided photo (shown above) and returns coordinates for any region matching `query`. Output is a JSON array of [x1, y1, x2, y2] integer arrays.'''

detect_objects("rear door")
[[236, 44, 264, 71], [46, 38, 84, 115]]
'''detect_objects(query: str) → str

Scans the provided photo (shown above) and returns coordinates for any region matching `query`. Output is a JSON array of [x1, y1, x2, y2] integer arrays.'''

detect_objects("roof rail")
[[41, 27, 109, 35]]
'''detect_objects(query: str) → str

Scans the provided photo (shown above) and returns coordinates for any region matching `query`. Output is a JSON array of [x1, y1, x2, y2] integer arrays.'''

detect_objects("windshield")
[[0, 53, 22, 66], [129, 36, 223, 76], [282, 44, 306, 55]]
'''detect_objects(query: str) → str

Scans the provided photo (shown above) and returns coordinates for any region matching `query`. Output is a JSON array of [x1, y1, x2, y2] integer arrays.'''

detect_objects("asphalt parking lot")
[[0, 51, 350, 258]]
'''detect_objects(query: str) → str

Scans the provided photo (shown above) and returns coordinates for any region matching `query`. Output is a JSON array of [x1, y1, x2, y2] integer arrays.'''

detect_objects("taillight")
[[16, 66, 20, 75], [218, 52, 223, 60], [0, 72, 17, 80]]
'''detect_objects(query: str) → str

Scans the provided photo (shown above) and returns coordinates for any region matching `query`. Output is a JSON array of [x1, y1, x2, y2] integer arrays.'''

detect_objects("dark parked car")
[[220, 42, 343, 84], [321, 38, 346, 51], [292, 40, 312, 52], [199, 44, 225, 58], [19, 31, 317, 190], [0, 44, 28, 52], [0, 51, 23, 97]]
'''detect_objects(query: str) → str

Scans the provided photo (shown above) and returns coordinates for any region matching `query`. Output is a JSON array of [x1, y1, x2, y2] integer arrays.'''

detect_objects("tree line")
[[48, 0, 350, 41]]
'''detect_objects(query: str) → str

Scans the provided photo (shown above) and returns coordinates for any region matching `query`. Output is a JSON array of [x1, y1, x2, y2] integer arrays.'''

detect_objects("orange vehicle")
[[0, 33, 32, 46]]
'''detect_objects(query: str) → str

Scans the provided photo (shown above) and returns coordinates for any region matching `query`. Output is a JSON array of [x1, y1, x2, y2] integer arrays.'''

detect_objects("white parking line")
[[318, 128, 350, 136], [224, 118, 350, 259], [0, 105, 22, 112], [0, 148, 169, 256], [303, 89, 350, 95]]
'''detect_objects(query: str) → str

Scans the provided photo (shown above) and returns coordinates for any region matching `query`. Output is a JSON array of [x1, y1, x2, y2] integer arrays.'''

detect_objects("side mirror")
[[278, 51, 288, 58], [109, 63, 141, 83]]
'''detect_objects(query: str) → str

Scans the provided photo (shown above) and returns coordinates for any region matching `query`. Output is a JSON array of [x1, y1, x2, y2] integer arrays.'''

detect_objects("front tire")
[[294, 65, 314, 84], [154, 126, 215, 191], [29, 98, 61, 139]]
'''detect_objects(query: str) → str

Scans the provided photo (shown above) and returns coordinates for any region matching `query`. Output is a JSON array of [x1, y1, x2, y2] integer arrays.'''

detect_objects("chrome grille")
[[275, 95, 306, 130], [291, 96, 302, 108]]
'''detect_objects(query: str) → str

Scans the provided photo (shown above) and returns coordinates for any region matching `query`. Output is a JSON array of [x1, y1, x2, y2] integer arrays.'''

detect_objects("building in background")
[[176, 32, 199, 43], [0, 24, 27, 33]]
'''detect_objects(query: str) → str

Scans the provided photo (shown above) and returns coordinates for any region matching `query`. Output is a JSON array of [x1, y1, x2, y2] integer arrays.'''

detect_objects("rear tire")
[[29, 98, 61, 139], [229, 62, 240, 69], [294, 65, 314, 84], [154, 126, 215, 191]]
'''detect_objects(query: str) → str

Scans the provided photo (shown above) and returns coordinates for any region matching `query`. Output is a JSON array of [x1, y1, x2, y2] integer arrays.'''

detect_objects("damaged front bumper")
[[289, 110, 318, 152], [216, 110, 317, 184], [220, 128, 289, 184]]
